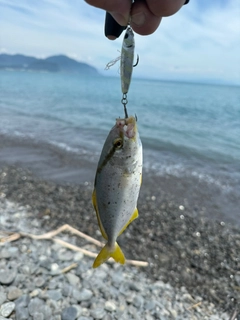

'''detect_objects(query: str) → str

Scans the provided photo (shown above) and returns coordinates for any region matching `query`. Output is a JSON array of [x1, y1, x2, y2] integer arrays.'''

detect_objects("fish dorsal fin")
[[118, 207, 139, 236], [92, 189, 108, 240]]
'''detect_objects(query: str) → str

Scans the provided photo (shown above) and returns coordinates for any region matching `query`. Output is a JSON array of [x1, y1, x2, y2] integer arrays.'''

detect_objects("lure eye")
[[113, 138, 123, 149]]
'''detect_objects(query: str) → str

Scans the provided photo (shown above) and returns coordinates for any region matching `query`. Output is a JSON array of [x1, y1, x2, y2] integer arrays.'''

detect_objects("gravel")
[[0, 165, 239, 319]]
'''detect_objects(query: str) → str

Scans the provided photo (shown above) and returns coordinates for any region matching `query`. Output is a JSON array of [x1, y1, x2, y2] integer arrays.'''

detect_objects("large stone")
[[46, 289, 62, 301], [62, 284, 73, 297], [66, 273, 80, 286], [61, 306, 78, 320], [7, 287, 23, 300], [104, 301, 117, 312], [15, 295, 30, 308], [34, 276, 45, 287], [74, 289, 92, 302], [41, 305, 52, 319], [33, 312, 44, 320], [90, 308, 106, 319], [58, 250, 73, 261], [15, 306, 29, 320], [0, 267, 17, 285], [0, 292, 6, 305], [0, 302, 15, 317], [132, 295, 144, 308], [28, 298, 44, 316], [0, 249, 11, 259]]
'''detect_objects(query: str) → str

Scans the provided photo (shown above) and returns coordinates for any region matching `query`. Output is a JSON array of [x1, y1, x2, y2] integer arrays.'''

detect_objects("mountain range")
[[0, 54, 99, 75]]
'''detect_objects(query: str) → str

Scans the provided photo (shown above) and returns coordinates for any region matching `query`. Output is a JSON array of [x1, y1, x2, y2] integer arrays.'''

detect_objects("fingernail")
[[132, 12, 146, 26], [110, 12, 128, 26], [107, 35, 117, 41]]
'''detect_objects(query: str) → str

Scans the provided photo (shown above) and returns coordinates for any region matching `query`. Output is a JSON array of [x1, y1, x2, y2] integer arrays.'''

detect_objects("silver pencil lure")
[[120, 26, 139, 118], [120, 26, 135, 95]]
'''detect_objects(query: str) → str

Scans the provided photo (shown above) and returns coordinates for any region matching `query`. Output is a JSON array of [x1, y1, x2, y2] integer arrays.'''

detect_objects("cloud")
[[133, 0, 240, 83], [0, 0, 239, 84]]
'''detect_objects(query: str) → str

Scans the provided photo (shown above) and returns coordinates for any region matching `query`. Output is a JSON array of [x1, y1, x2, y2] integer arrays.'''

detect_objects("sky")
[[0, 0, 240, 84]]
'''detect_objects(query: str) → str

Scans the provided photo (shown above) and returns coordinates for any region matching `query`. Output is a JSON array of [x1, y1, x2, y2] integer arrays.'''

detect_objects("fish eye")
[[113, 138, 123, 149], [124, 33, 129, 39]]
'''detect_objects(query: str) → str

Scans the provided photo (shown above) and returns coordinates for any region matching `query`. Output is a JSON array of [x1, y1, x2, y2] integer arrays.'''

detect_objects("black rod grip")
[[104, 12, 127, 38]]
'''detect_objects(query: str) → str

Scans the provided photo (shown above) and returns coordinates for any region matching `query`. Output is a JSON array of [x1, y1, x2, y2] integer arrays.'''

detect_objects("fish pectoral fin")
[[92, 242, 125, 268], [118, 207, 139, 236], [92, 189, 108, 240]]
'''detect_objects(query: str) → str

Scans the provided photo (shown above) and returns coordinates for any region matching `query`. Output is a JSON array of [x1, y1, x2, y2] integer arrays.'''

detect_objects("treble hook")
[[123, 103, 128, 119]]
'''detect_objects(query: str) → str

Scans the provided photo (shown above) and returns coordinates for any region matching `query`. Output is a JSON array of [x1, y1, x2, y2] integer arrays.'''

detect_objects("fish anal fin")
[[92, 188, 97, 212], [92, 189, 108, 240], [93, 242, 125, 268], [118, 207, 139, 237]]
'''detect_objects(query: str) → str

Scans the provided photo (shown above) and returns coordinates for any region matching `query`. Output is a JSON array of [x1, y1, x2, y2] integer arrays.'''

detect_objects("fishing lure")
[[120, 26, 138, 118], [120, 26, 137, 95], [105, 26, 138, 118]]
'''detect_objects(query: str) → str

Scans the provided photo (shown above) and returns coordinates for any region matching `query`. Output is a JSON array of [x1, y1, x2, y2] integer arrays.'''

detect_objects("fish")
[[120, 26, 136, 95], [92, 115, 142, 268]]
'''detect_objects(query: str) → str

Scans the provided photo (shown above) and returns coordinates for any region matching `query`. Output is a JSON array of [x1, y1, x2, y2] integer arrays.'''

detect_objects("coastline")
[[1, 133, 239, 226]]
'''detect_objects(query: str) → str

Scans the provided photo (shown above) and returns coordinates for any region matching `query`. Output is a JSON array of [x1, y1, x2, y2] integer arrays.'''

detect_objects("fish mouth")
[[116, 116, 137, 139]]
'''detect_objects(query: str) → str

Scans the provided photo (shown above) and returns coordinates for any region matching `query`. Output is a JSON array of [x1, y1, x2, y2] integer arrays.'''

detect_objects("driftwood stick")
[[54, 238, 97, 258], [60, 224, 104, 247], [125, 258, 149, 267], [21, 224, 72, 240], [0, 226, 149, 267], [0, 233, 21, 243], [60, 262, 78, 274], [187, 301, 202, 310], [21, 224, 104, 247], [229, 309, 239, 320]]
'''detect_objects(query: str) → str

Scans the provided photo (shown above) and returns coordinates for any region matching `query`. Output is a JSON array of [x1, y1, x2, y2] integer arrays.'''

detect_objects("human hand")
[[85, 0, 189, 39]]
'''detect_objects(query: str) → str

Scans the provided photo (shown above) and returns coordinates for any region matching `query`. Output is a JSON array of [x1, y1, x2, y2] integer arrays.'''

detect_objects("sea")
[[0, 70, 240, 225]]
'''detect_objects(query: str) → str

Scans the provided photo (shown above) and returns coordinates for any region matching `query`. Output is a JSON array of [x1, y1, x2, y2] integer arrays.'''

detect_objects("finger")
[[146, 0, 187, 17], [131, 0, 161, 35], [85, 0, 131, 25]]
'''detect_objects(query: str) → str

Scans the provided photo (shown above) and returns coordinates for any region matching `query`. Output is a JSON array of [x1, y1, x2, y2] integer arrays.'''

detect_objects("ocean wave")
[[143, 149, 239, 193]]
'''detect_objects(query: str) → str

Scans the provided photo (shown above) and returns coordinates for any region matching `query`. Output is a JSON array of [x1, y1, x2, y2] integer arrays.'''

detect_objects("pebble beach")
[[0, 165, 239, 320]]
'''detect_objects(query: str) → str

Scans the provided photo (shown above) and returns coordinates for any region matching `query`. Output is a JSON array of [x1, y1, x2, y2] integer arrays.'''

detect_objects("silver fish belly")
[[92, 116, 142, 268]]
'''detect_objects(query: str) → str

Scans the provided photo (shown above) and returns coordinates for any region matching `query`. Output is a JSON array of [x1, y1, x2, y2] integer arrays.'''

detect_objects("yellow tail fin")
[[92, 242, 125, 268]]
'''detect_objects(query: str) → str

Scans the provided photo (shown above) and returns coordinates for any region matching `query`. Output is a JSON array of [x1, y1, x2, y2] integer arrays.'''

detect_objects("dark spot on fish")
[[108, 201, 110, 205], [125, 33, 129, 39]]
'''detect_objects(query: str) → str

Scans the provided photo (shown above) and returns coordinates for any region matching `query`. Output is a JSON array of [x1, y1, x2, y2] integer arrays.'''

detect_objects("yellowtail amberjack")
[[92, 116, 142, 268]]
